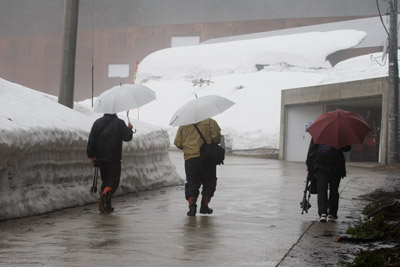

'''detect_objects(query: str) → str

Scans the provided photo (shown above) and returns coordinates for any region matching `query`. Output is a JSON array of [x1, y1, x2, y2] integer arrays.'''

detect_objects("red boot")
[[103, 186, 114, 212]]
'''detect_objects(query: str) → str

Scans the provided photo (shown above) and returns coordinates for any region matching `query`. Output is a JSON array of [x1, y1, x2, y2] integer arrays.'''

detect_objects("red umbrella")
[[307, 109, 372, 149]]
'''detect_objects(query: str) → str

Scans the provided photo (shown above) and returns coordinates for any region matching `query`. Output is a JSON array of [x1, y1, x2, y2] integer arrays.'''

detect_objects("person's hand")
[[307, 166, 310, 172], [90, 157, 96, 164], [128, 122, 133, 129]]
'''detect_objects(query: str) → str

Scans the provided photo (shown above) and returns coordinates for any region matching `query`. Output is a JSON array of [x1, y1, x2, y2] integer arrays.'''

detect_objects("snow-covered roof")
[[203, 16, 391, 49]]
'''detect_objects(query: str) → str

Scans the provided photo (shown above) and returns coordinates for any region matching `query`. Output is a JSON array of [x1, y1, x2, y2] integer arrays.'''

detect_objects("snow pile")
[[319, 52, 389, 84], [134, 30, 368, 150], [139, 30, 366, 80], [0, 78, 183, 221]]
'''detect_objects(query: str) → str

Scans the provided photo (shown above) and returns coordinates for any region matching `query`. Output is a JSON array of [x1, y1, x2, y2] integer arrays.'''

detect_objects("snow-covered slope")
[[133, 30, 368, 150]]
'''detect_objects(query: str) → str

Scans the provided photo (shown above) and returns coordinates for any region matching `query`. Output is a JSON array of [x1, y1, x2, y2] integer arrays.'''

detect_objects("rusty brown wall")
[[0, 16, 369, 101]]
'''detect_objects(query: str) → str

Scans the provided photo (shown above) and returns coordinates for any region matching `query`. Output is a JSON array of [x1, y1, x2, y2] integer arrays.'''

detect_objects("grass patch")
[[342, 189, 400, 266], [346, 215, 386, 240], [347, 246, 400, 267]]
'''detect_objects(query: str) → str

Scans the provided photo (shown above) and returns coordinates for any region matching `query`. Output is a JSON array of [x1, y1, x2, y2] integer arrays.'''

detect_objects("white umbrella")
[[169, 95, 235, 126], [93, 84, 156, 114]]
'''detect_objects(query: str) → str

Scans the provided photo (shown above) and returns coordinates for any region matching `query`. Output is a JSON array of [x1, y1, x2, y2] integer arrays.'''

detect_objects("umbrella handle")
[[126, 110, 130, 124], [127, 110, 136, 133]]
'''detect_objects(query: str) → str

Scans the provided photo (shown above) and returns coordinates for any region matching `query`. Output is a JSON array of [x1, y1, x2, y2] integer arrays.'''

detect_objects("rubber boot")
[[103, 186, 114, 212], [187, 196, 197, 216], [104, 192, 114, 212], [200, 196, 213, 214], [97, 196, 105, 213]]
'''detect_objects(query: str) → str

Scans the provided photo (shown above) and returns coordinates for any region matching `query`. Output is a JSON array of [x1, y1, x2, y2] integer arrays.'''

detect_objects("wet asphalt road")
[[0, 150, 388, 267]]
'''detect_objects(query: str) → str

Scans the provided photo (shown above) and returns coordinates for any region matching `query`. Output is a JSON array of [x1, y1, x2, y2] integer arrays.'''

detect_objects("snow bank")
[[0, 78, 183, 221]]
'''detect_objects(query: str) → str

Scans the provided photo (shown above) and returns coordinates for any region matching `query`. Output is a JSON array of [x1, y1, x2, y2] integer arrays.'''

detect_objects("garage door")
[[285, 104, 323, 161]]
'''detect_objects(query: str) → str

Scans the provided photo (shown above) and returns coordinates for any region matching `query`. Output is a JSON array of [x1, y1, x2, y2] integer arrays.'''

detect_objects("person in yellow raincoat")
[[174, 118, 221, 216]]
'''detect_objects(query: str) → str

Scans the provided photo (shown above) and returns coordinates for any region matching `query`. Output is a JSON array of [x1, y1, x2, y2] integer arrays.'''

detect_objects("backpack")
[[316, 144, 338, 164]]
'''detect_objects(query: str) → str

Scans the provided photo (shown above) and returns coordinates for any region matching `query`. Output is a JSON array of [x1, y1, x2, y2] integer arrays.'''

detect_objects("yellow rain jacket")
[[174, 118, 221, 161]]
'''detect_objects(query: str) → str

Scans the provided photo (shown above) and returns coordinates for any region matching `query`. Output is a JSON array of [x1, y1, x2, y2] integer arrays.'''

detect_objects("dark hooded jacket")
[[306, 139, 351, 178], [87, 114, 133, 161]]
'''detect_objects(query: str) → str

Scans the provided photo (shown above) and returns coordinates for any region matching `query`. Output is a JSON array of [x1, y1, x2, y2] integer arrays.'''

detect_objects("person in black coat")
[[306, 139, 351, 222], [87, 113, 133, 212]]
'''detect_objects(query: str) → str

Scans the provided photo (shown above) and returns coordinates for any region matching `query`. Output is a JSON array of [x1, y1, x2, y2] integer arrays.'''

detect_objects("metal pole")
[[58, 0, 79, 109], [388, 0, 399, 164], [91, 0, 94, 108]]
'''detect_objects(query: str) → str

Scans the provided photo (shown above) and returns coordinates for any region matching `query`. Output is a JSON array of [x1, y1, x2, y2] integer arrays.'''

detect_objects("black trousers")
[[316, 169, 341, 217], [184, 157, 217, 200], [99, 160, 121, 194]]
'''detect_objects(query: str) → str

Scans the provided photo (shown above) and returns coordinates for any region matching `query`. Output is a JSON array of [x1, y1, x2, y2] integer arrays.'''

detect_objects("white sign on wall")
[[108, 64, 130, 78], [171, 36, 200, 47]]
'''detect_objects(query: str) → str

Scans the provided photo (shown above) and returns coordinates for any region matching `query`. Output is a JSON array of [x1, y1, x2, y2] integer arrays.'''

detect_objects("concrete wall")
[[0, 0, 381, 36], [0, 0, 386, 101], [279, 77, 388, 163], [0, 0, 382, 101], [0, 16, 369, 101]]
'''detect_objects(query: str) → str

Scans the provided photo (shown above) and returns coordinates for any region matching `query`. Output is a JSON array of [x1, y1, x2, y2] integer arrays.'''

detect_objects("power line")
[[377, 0, 390, 37]]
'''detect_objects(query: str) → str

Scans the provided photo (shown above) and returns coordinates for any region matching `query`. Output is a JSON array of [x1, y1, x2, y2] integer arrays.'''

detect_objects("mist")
[[0, 0, 383, 101], [0, 0, 380, 36]]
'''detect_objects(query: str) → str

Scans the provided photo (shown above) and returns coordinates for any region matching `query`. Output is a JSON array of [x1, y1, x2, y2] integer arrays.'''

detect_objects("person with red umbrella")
[[306, 139, 351, 222], [305, 109, 371, 222]]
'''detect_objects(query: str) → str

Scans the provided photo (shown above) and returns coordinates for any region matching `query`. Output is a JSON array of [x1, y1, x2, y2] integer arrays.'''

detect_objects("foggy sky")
[[0, 0, 382, 36]]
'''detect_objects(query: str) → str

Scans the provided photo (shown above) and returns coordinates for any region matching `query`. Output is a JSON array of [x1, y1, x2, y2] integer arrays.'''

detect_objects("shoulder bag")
[[193, 124, 225, 165]]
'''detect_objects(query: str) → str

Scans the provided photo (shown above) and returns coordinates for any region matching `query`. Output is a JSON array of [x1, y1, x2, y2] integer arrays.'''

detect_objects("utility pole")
[[58, 0, 79, 109], [388, 0, 399, 164]]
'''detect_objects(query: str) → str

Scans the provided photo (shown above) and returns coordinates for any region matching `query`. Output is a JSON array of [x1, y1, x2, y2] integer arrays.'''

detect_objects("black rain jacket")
[[87, 114, 133, 161], [306, 139, 351, 178]]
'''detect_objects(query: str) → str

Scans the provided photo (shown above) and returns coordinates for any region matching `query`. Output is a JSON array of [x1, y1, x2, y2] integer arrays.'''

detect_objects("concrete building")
[[0, 0, 382, 100], [279, 77, 387, 163]]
